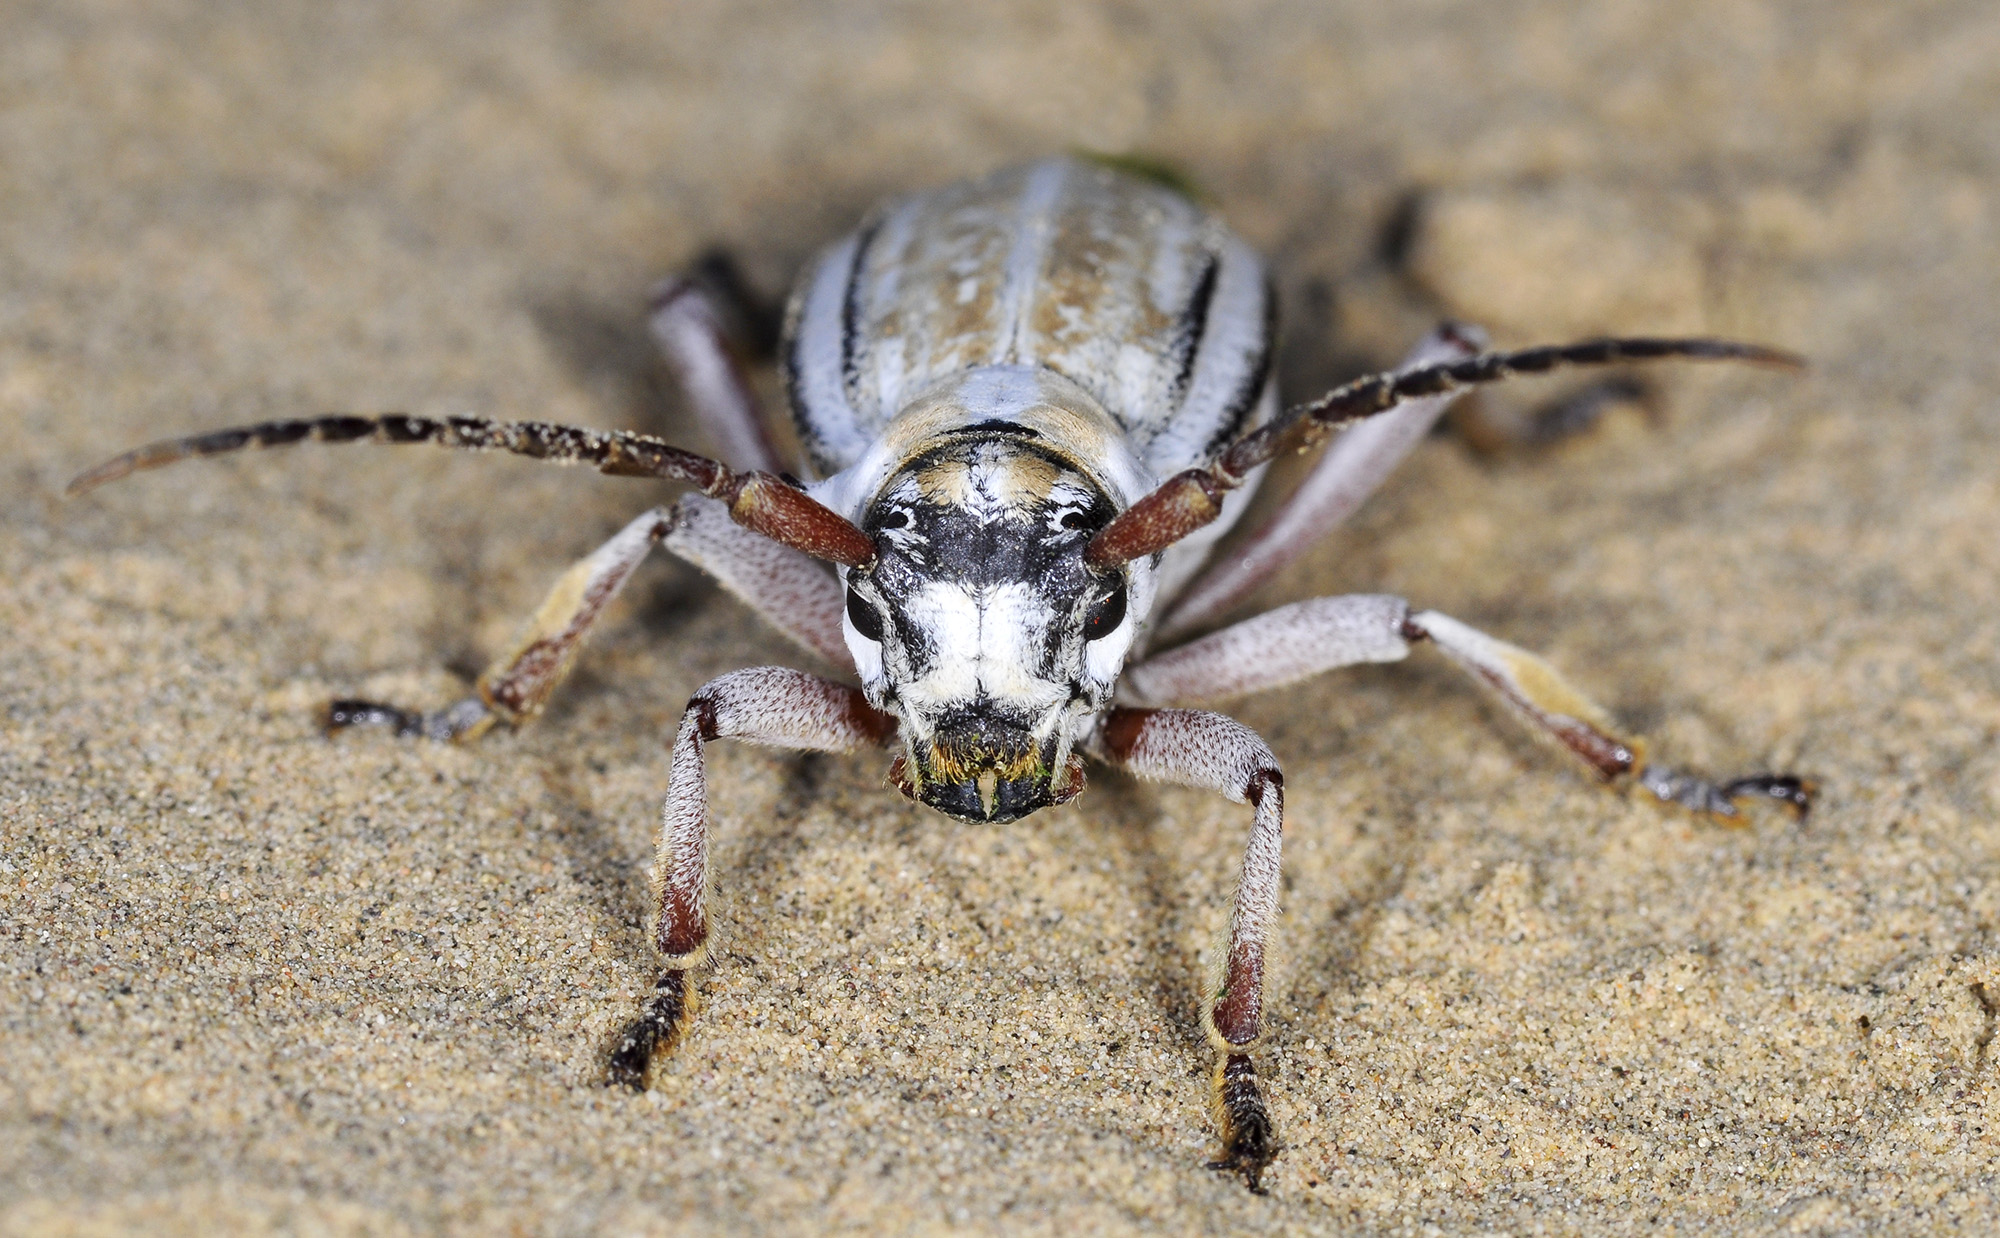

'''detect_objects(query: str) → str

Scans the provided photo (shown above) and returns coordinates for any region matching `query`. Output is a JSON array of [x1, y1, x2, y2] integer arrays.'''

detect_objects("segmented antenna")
[[68, 413, 877, 568], [1085, 336, 1804, 569], [65, 414, 733, 495]]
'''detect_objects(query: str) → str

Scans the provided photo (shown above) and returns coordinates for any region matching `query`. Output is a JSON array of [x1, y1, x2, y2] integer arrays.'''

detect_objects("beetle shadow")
[[527, 292, 683, 442], [1080, 771, 1220, 1046], [1279, 803, 1425, 1034], [534, 746, 839, 977], [1269, 675, 1459, 1030], [532, 755, 654, 949]]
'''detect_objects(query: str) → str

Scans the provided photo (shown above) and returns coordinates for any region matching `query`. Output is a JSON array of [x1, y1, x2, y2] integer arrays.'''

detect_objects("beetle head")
[[842, 431, 1138, 822]]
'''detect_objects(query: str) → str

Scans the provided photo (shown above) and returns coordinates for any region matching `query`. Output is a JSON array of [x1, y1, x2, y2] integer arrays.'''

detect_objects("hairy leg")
[[332, 497, 849, 739], [1406, 610, 1810, 816], [1159, 324, 1484, 639], [1123, 593, 1808, 818], [608, 667, 898, 1086], [650, 261, 787, 476], [1087, 707, 1286, 1192]]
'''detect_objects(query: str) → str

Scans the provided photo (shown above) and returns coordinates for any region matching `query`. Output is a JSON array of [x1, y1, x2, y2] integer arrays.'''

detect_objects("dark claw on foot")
[[606, 971, 692, 1090], [1720, 774, 1814, 819], [1639, 765, 1814, 821], [326, 696, 492, 742], [327, 699, 424, 737], [1210, 1052, 1277, 1193]]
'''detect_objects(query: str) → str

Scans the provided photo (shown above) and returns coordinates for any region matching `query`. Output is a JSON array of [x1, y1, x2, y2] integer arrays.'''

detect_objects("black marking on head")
[[962, 419, 1042, 437], [854, 435, 1119, 685]]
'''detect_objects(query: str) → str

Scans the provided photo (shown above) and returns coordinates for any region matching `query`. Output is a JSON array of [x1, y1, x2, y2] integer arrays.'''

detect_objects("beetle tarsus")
[[1719, 773, 1815, 819], [1638, 765, 1813, 821], [325, 696, 492, 742], [326, 699, 425, 737], [1208, 1052, 1276, 1193], [1450, 374, 1656, 455], [607, 970, 695, 1090]]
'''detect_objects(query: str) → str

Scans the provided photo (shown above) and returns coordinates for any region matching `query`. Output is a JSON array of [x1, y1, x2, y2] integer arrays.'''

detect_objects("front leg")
[[608, 667, 899, 1087], [1088, 707, 1286, 1192]]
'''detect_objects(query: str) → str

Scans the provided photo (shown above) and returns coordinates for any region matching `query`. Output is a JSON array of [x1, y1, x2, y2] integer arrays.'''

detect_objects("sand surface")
[[4, 1, 1999, 1233]]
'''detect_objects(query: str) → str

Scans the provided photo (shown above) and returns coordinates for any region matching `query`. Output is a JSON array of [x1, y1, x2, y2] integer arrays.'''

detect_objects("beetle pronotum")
[[71, 157, 1807, 1190]]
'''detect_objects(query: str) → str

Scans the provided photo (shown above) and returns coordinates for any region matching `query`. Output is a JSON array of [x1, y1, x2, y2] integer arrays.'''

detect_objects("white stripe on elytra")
[[991, 160, 1068, 367]]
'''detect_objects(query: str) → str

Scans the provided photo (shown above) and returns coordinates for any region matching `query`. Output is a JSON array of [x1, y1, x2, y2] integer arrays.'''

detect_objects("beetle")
[[70, 156, 1809, 1190]]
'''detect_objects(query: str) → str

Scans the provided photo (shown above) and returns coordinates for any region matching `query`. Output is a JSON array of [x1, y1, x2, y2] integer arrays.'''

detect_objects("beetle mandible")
[[71, 157, 1809, 1191]]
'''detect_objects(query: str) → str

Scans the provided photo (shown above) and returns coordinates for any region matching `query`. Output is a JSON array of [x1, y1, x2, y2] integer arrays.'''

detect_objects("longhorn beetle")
[[71, 157, 1809, 1191]]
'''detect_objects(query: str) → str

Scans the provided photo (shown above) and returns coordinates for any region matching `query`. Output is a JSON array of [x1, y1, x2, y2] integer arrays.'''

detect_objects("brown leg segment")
[[1089, 706, 1286, 1191], [607, 667, 898, 1089], [329, 506, 676, 742]]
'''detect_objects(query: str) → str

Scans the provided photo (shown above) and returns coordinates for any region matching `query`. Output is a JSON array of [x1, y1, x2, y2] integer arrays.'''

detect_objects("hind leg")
[[649, 252, 787, 476]]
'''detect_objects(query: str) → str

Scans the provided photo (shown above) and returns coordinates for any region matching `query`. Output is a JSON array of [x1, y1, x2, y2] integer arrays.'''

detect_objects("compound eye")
[[1082, 582, 1127, 642], [846, 584, 885, 642]]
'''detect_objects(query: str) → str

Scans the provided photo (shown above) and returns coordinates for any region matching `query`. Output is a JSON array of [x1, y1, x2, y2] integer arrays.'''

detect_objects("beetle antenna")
[[1085, 335, 1804, 568], [67, 414, 876, 568]]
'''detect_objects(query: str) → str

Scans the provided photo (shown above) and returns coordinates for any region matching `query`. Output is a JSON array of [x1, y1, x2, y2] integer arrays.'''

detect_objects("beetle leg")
[[1123, 593, 1416, 708], [331, 498, 851, 740], [1124, 594, 1808, 819], [1087, 707, 1285, 1193], [1158, 325, 1485, 639], [1404, 610, 1812, 818], [657, 495, 851, 669], [329, 506, 674, 741], [650, 260, 787, 476], [608, 667, 898, 1087]]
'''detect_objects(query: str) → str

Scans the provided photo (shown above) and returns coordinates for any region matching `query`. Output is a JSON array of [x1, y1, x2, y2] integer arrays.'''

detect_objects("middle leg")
[[1157, 323, 1485, 640], [1123, 593, 1808, 817], [330, 495, 850, 741]]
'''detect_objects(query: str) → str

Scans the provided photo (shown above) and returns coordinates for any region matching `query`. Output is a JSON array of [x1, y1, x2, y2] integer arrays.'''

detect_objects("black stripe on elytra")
[[1201, 271, 1279, 460], [1169, 252, 1220, 401], [782, 321, 807, 430], [839, 217, 883, 408]]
